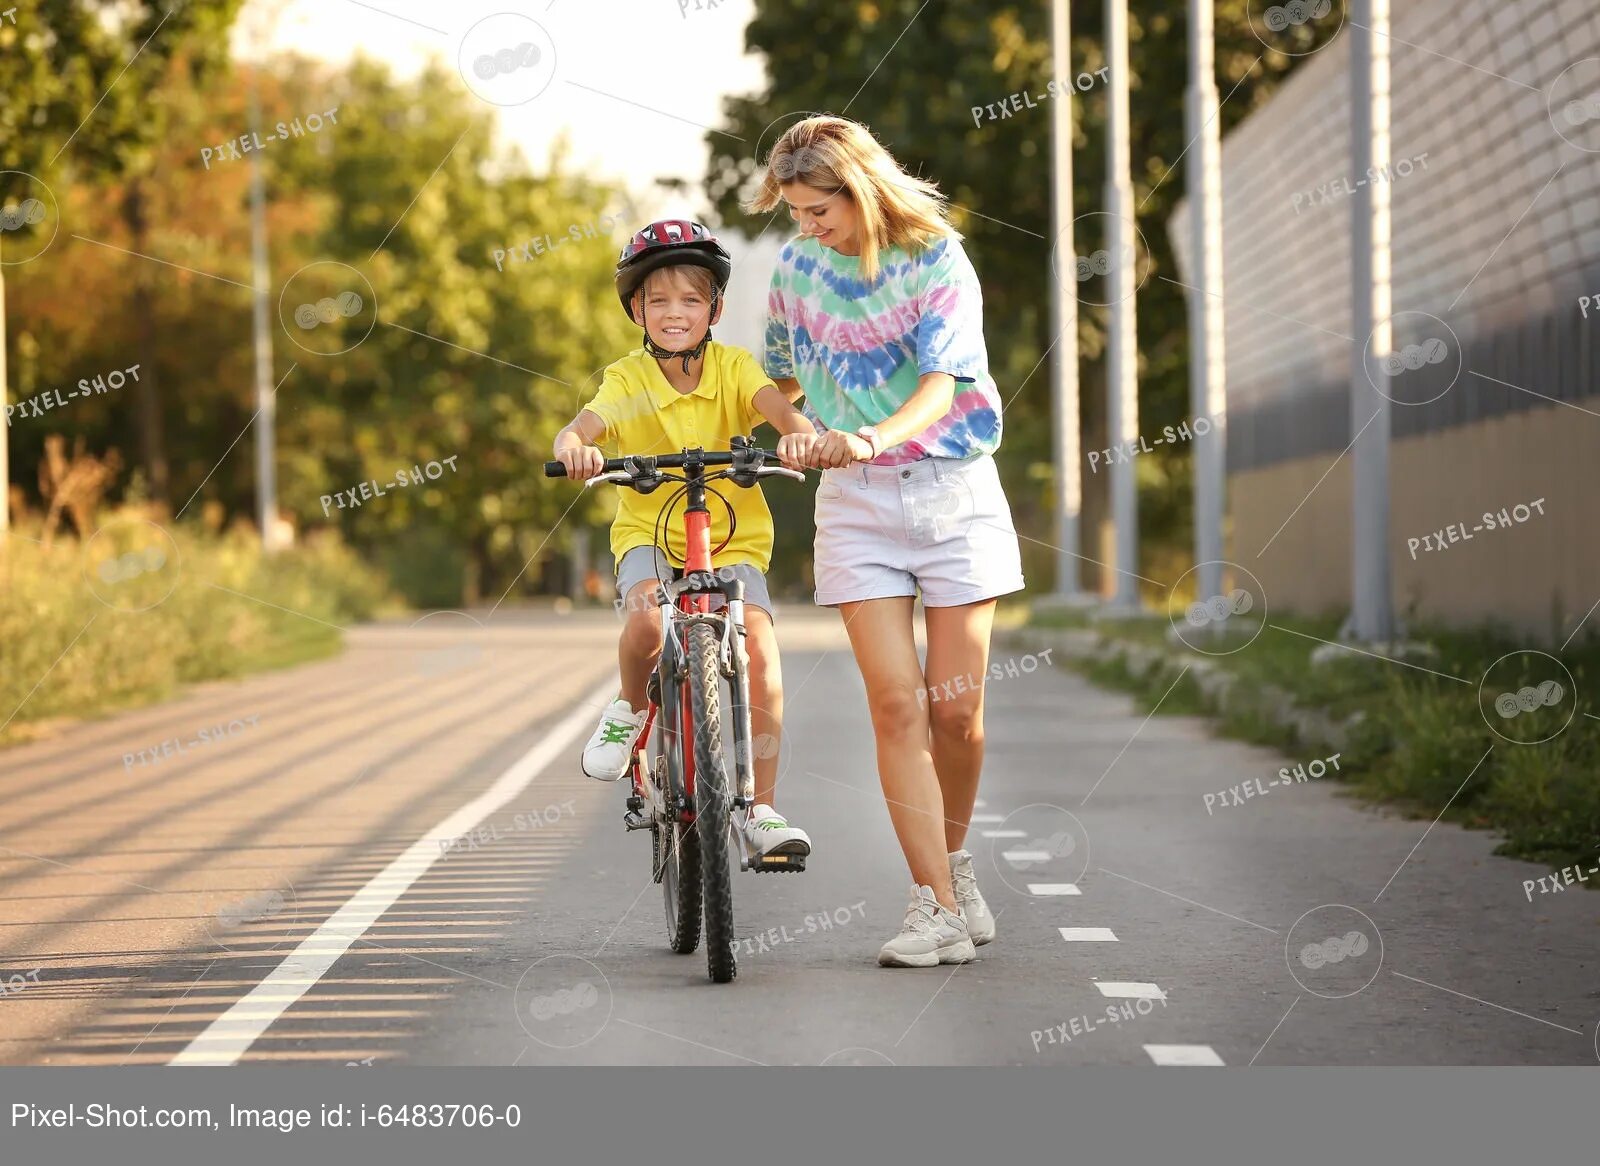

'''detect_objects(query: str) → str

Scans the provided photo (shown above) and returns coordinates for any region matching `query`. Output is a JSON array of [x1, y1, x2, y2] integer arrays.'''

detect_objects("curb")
[[998, 625, 1368, 755]]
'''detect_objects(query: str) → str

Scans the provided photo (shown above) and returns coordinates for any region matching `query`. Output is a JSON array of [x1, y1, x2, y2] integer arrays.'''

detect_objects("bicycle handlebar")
[[543, 443, 777, 479]]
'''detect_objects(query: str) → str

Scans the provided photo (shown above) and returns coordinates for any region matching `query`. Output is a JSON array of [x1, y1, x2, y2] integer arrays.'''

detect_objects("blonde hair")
[[640, 263, 715, 300], [633, 263, 716, 320], [743, 115, 958, 282]]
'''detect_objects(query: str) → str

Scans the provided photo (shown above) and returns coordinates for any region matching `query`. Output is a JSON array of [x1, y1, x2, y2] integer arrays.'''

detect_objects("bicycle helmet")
[[615, 220, 732, 371]]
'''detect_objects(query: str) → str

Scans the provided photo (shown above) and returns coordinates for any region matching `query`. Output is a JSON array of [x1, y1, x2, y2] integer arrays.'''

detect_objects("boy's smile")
[[635, 268, 718, 353]]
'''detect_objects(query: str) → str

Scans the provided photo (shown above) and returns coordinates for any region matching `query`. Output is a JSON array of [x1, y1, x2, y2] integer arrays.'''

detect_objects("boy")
[[551, 220, 819, 862]]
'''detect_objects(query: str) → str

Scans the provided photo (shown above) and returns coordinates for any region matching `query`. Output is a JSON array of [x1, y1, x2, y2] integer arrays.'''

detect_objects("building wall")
[[1171, 0, 1600, 640], [1233, 402, 1595, 641]]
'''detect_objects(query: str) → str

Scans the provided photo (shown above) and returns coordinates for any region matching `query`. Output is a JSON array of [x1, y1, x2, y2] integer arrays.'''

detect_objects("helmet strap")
[[639, 286, 719, 375]]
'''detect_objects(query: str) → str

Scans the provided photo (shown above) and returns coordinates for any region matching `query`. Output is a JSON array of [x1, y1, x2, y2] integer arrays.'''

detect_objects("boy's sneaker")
[[741, 803, 812, 860], [949, 849, 995, 946], [581, 699, 646, 782], [877, 885, 976, 968]]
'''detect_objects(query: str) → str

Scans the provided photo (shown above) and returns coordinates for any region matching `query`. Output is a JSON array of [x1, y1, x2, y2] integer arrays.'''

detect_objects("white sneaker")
[[877, 885, 976, 968], [949, 849, 994, 946], [580, 698, 646, 782], [741, 803, 812, 859]]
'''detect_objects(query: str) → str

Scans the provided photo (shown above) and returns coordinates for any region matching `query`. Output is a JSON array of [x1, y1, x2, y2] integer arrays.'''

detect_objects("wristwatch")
[[855, 425, 882, 460]]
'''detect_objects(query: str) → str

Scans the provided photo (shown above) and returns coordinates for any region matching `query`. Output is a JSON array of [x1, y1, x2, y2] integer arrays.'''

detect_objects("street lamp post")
[[1187, 0, 1226, 603], [1047, 0, 1087, 601], [1104, 0, 1140, 609], [1349, 0, 1395, 642]]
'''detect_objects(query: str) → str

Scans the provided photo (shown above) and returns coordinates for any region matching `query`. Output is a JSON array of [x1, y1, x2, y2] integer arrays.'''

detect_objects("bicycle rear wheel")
[[686, 621, 736, 983], [660, 812, 702, 954]]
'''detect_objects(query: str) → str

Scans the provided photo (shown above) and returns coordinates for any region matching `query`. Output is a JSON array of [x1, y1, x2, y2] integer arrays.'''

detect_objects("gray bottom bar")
[[2, 1067, 1593, 1165]]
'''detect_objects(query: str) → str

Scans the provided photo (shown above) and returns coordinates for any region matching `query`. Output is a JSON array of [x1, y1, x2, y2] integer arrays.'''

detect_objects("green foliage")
[[0, 509, 392, 744], [704, 1, 1317, 588], [0, 0, 245, 193], [6, 48, 638, 605]]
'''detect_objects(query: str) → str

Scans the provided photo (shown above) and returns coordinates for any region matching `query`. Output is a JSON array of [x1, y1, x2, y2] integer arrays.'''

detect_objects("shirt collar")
[[643, 345, 718, 407]]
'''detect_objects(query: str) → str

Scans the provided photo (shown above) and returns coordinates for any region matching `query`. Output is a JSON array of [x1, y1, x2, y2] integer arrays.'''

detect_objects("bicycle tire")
[[661, 814, 702, 954], [687, 621, 737, 983], [659, 754, 704, 953], [649, 665, 700, 953]]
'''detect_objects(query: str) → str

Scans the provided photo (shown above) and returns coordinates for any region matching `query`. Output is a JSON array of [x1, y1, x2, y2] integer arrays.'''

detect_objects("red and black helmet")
[[614, 219, 732, 317]]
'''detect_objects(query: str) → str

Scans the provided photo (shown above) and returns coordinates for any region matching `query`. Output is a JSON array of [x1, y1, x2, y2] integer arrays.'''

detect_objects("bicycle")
[[544, 437, 806, 983]]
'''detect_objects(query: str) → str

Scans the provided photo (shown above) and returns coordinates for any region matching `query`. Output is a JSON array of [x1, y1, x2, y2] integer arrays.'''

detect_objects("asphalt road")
[[1, 606, 1596, 1066]]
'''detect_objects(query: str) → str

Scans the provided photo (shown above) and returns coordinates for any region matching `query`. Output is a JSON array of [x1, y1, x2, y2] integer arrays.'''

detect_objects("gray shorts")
[[614, 546, 774, 619]]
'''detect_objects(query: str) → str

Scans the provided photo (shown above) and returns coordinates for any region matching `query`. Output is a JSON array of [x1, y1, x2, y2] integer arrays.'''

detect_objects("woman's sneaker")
[[949, 849, 995, 945], [581, 699, 646, 782], [877, 885, 976, 968]]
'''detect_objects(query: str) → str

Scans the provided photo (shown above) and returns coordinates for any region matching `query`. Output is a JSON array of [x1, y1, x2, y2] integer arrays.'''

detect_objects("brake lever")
[[725, 443, 766, 488]]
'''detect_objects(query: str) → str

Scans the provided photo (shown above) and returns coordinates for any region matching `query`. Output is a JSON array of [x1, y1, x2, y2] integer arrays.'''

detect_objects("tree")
[[704, 1, 1321, 588], [5, 46, 639, 605], [0, 0, 244, 531]]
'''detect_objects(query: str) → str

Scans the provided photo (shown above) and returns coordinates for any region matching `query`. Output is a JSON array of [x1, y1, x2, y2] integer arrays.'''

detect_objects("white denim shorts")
[[812, 453, 1025, 608]]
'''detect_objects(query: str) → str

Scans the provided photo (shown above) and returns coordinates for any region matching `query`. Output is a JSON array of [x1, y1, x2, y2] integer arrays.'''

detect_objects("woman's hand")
[[775, 432, 820, 471], [816, 429, 874, 468], [555, 444, 605, 481]]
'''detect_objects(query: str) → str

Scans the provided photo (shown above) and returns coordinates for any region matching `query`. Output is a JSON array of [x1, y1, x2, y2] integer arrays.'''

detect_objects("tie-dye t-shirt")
[[762, 234, 1002, 465]]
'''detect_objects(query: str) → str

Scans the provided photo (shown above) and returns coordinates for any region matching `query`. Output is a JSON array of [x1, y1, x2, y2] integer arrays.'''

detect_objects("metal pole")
[[1349, 0, 1393, 641], [1104, 0, 1139, 608], [1187, 0, 1225, 600], [249, 66, 278, 552], [1048, 0, 1085, 598]]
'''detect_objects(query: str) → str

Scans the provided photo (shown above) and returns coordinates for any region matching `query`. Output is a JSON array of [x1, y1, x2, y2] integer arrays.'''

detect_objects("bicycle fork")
[[723, 599, 757, 811]]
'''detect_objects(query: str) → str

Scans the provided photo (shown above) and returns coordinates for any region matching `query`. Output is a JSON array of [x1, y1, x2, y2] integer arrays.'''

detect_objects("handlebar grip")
[[544, 461, 568, 478]]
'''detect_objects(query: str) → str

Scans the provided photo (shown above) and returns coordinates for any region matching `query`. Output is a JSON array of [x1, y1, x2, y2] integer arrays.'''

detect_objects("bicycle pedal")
[[751, 854, 806, 873], [622, 809, 652, 831]]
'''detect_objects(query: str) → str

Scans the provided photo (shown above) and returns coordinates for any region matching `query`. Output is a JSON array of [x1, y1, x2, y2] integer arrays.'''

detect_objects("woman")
[[749, 115, 1025, 968]]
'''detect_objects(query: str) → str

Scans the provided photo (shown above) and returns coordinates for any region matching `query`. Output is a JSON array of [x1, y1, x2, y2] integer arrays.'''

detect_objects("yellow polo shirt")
[[582, 342, 776, 573]]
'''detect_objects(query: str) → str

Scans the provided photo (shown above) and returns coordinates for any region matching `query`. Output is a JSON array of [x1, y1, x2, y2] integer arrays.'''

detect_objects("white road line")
[[1059, 927, 1118, 942], [169, 677, 616, 1067], [982, 829, 1026, 838], [970, 813, 1005, 823], [1003, 849, 1052, 864], [1095, 982, 1166, 1000], [1144, 1044, 1224, 1066], [1027, 883, 1081, 895]]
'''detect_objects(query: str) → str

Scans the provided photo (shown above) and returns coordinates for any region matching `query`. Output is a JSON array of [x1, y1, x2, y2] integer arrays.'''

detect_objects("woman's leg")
[[921, 599, 999, 854], [836, 596, 958, 911]]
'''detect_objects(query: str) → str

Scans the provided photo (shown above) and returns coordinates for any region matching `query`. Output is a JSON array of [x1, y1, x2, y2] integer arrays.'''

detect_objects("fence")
[[1171, 0, 1600, 639]]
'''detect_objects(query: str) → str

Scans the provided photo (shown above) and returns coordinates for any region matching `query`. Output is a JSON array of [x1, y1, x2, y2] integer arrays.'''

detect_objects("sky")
[[234, 0, 781, 347], [236, 0, 766, 208]]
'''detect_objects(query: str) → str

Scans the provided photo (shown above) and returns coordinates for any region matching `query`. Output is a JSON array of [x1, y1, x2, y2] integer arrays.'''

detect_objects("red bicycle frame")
[[628, 493, 716, 820]]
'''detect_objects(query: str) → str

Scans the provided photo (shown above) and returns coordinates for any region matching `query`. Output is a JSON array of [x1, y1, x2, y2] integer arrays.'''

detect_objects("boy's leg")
[[744, 606, 782, 807], [730, 568, 809, 861], [583, 551, 664, 782], [618, 578, 665, 711]]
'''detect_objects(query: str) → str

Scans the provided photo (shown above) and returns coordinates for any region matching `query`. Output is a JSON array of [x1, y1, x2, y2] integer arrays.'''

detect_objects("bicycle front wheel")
[[654, 670, 701, 955], [687, 621, 736, 984]]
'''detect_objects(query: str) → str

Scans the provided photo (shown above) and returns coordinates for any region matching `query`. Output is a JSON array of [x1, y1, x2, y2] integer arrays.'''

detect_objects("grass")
[[0, 509, 395, 747], [1034, 603, 1600, 874]]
